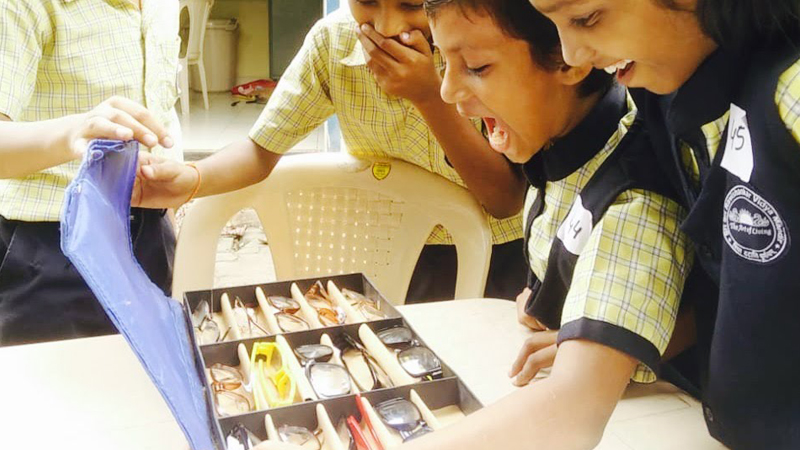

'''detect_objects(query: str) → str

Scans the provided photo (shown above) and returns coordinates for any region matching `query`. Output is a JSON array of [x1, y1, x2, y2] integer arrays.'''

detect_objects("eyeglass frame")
[[376, 326, 443, 380], [374, 397, 434, 442], [192, 300, 222, 344], [224, 296, 271, 340], [304, 281, 347, 327], [250, 342, 297, 409], [340, 333, 392, 391], [209, 363, 253, 416], [267, 295, 312, 333], [294, 344, 354, 399]]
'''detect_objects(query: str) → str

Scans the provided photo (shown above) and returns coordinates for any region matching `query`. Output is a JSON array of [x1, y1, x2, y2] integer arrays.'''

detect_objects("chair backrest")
[[172, 153, 493, 305], [179, 0, 213, 61]]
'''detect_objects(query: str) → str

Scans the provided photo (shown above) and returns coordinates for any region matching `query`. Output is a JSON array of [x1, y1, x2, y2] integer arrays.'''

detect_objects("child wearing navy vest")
[[531, 0, 800, 447]]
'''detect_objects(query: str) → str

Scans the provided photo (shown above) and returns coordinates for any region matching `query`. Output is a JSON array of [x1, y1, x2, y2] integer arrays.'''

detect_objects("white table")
[[0, 299, 725, 450]]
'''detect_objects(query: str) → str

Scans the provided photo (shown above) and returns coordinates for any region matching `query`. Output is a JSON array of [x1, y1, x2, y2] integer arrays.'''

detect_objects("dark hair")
[[659, 0, 800, 52], [425, 0, 613, 98]]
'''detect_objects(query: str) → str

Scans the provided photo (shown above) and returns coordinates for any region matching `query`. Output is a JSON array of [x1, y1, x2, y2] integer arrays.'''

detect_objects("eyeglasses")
[[191, 300, 221, 344], [250, 342, 297, 409], [278, 424, 323, 450], [227, 423, 262, 450], [305, 281, 346, 327], [294, 344, 353, 399], [209, 363, 252, 416], [227, 296, 270, 340], [340, 333, 393, 392], [341, 288, 385, 321], [374, 398, 433, 442], [376, 327, 443, 380], [267, 295, 312, 333]]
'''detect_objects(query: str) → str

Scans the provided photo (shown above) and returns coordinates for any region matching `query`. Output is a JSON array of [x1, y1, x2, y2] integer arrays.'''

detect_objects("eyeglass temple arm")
[[347, 415, 373, 450], [356, 394, 385, 450]]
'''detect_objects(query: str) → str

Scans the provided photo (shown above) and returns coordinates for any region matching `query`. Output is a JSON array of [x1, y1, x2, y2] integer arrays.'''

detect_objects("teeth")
[[489, 125, 506, 147], [603, 59, 632, 74]]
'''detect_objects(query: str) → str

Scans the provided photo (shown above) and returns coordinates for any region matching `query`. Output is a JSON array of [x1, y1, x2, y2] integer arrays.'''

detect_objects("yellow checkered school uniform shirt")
[[777, 59, 800, 144], [0, 0, 182, 222], [525, 100, 693, 383], [248, 9, 522, 245]]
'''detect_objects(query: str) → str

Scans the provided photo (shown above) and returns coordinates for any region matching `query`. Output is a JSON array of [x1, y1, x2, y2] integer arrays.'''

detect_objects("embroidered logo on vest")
[[723, 185, 789, 263], [557, 196, 593, 255]]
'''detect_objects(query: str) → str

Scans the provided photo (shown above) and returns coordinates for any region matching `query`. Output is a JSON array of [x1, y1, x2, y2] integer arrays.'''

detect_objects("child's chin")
[[504, 149, 528, 164]]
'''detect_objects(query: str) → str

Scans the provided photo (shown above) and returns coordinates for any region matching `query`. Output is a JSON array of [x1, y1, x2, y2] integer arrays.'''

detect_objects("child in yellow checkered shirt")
[[0, 0, 182, 345], [135, 0, 528, 303], [251, 0, 701, 449]]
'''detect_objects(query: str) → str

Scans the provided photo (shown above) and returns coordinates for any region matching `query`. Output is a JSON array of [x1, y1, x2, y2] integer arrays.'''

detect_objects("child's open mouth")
[[483, 117, 510, 153], [603, 60, 636, 85]]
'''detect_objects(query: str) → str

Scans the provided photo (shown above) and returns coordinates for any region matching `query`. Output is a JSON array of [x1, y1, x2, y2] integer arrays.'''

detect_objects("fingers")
[[509, 331, 559, 378], [359, 23, 416, 63], [399, 29, 432, 56], [357, 28, 395, 74], [512, 343, 558, 387], [139, 158, 185, 182], [83, 96, 173, 148]]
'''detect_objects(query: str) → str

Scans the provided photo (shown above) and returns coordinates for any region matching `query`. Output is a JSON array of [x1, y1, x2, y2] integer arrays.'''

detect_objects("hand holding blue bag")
[[60, 140, 223, 450]]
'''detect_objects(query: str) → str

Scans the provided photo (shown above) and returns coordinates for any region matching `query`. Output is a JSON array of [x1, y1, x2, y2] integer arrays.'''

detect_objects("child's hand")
[[508, 330, 558, 387], [131, 152, 198, 209], [357, 23, 441, 105], [516, 287, 548, 331], [67, 96, 173, 158]]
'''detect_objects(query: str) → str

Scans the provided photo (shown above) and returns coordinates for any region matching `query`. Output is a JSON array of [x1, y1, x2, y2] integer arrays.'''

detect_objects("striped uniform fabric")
[[0, 0, 182, 222], [248, 9, 522, 245], [777, 59, 800, 144], [525, 101, 693, 382]]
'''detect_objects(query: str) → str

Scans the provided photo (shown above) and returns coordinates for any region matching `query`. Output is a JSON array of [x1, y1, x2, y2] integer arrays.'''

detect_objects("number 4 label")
[[557, 196, 593, 255], [721, 103, 754, 183]]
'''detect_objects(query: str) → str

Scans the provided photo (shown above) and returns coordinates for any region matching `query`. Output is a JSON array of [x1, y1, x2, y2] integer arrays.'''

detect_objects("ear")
[[555, 63, 593, 87]]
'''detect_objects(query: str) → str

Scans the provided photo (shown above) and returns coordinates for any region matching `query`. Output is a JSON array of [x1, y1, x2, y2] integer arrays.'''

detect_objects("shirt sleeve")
[[248, 19, 336, 154], [0, 1, 47, 120], [776, 58, 800, 145], [557, 190, 693, 383]]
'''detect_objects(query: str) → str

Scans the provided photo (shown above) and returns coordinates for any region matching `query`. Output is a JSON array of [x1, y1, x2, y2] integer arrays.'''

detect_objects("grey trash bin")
[[191, 18, 239, 92]]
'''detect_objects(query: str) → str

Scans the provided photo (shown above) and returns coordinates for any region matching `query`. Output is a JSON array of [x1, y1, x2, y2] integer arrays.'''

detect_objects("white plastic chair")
[[172, 153, 493, 305], [178, 0, 213, 115]]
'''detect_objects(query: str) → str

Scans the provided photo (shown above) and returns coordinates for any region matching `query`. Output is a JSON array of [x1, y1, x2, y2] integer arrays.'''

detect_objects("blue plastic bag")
[[60, 140, 223, 450]]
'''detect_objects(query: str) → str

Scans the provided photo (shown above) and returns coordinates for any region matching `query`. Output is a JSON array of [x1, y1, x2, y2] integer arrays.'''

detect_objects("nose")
[[440, 65, 469, 106], [558, 28, 595, 67], [373, 7, 407, 38]]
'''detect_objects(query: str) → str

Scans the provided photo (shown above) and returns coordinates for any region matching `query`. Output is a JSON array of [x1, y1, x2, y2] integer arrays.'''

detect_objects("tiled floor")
[[178, 90, 326, 157]]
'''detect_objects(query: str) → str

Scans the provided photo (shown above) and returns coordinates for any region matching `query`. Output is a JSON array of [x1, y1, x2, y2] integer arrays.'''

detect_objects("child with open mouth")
[[255, 0, 702, 448]]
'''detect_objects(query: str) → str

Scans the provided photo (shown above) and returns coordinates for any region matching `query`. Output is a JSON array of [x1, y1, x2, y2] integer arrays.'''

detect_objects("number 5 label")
[[721, 103, 754, 183]]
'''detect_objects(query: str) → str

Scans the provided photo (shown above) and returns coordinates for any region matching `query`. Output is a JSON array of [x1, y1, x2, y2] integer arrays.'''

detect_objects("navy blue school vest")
[[639, 44, 800, 449], [523, 116, 676, 331]]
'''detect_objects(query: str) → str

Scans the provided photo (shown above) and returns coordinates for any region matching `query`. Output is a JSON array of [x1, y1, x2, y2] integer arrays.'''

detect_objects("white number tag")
[[721, 103, 755, 182], [557, 196, 593, 255]]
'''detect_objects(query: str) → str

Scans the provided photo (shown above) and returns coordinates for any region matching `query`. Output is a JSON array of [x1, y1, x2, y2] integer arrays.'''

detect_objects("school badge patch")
[[723, 185, 790, 263]]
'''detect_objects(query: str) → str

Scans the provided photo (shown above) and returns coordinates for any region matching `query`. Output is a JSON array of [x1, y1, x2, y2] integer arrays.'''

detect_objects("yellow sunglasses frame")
[[250, 342, 297, 409]]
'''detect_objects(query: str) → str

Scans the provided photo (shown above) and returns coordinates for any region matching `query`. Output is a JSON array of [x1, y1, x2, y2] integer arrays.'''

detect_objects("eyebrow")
[[535, 0, 582, 14]]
